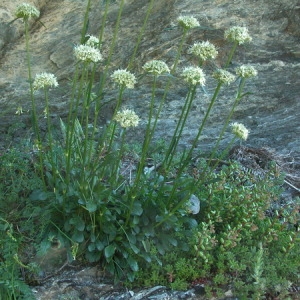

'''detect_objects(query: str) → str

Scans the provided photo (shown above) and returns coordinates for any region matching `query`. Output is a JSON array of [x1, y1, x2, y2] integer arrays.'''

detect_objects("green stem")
[[182, 82, 223, 170], [24, 20, 38, 139], [24, 20, 47, 188], [81, 0, 92, 44], [127, 0, 155, 69], [207, 77, 246, 163], [172, 29, 188, 72], [104, 0, 125, 73], [164, 85, 197, 169], [112, 128, 126, 183], [66, 62, 89, 180], [107, 85, 126, 151], [224, 41, 238, 68], [133, 75, 158, 187], [44, 89, 57, 185]]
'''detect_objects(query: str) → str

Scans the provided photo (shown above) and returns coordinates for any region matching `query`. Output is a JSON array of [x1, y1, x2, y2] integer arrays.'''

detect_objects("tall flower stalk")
[[107, 69, 136, 151], [163, 66, 206, 169], [131, 60, 170, 189], [206, 65, 258, 166], [160, 28, 253, 219], [33, 72, 59, 183], [15, 3, 40, 139]]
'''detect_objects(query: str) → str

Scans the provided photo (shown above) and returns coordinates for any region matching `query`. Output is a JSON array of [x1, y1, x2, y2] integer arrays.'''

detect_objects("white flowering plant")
[[11, 2, 298, 297]]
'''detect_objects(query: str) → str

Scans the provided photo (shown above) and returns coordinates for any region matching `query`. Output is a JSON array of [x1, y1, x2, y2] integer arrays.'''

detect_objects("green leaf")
[[88, 243, 95, 252], [69, 216, 85, 231], [104, 244, 116, 259], [130, 243, 140, 254], [142, 239, 151, 252], [85, 201, 97, 212], [141, 253, 152, 263], [72, 231, 84, 243], [76, 220, 85, 231], [132, 202, 143, 216], [127, 255, 138, 272], [86, 251, 101, 262], [133, 215, 140, 225], [167, 236, 177, 247], [96, 240, 105, 251], [127, 233, 136, 244], [29, 189, 48, 201]]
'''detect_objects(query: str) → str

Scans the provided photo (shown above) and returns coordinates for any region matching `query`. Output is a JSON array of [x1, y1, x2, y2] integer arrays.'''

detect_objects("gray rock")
[[0, 0, 300, 154], [0, 0, 299, 157]]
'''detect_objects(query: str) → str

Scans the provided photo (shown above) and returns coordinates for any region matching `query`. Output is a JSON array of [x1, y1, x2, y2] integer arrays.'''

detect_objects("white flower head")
[[33, 72, 58, 90], [224, 26, 252, 45], [15, 3, 40, 20], [114, 109, 140, 128], [231, 122, 249, 140], [235, 65, 258, 78], [111, 69, 137, 89], [188, 41, 218, 61], [181, 66, 206, 86], [212, 69, 235, 85], [74, 44, 102, 63], [177, 16, 199, 30], [84, 35, 100, 48], [143, 60, 170, 75]]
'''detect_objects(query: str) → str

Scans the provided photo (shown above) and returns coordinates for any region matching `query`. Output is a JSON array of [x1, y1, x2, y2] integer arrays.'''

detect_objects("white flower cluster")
[[177, 16, 199, 30], [143, 60, 170, 75], [84, 35, 100, 48], [212, 69, 235, 85], [181, 67, 206, 86], [33, 72, 58, 90], [74, 44, 102, 63], [181, 66, 206, 86], [111, 69, 137, 89], [224, 26, 252, 45], [15, 3, 40, 20], [231, 122, 249, 140], [188, 41, 218, 61], [114, 109, 140, 128], [235, 65, 258, 78]]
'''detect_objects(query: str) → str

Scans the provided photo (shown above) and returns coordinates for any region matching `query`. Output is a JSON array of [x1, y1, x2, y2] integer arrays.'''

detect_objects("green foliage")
[[2, 1, 299, 298], [38, 125, 198, 282], [0, 218, 35, 299], [0, 148, 43, 211], [134, 163, 299, 298]]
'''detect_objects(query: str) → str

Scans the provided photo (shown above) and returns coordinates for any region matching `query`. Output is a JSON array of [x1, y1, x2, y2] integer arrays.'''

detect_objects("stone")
[[0, 0, 299, 158]]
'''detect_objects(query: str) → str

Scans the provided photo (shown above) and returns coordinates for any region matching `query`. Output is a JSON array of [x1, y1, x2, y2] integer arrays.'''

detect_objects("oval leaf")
[[127, 256, 138, 272], [104, 244, 116, 259]]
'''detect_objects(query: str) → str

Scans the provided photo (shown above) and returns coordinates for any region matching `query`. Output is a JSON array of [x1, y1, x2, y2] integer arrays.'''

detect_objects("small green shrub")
[[0, 218, 35, 300]]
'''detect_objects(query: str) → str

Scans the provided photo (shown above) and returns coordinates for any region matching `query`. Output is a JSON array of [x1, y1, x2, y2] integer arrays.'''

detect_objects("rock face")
[[0, 0, 299, 156]]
